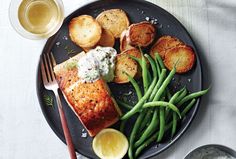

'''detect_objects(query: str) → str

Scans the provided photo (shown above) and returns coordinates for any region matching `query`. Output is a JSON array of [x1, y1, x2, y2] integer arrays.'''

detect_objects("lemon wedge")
[[92, 128, 128, 159]]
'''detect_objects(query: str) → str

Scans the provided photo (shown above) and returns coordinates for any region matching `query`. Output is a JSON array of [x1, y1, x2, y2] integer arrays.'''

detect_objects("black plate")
[[36, 0, 202, 158]]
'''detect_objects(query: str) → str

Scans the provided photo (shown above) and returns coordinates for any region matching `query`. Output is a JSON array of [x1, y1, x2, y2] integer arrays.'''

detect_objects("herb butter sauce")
[[78, 46, 117, 83]]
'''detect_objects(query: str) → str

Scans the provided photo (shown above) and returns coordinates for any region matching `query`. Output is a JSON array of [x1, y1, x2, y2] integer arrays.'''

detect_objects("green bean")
[[154, 54, 161, 76], [136, 92, 167, 148], [171, 97, 198, 137], [120, 120, 127, 132], [142, 55, 149, 92], [171, 113, 177, 138], [129, 55, 142, 66], [149, 69, 167, 101], [134, 109, 150, 141], [138, 54, 159, 133], [171, 88, 186, 103], [143, 101, 181, 118], [138, 46, 144, 56], [155, 53, 165, 69], [175, 87, 188, 104], [165, 88, 186, 117], [129, 52, 151, 92], [153, 67, 176, 101], [178, 88, 209, 106], [157, 92, 168, 144], [127, 53, 157, 158], [165, 88, 186, 137], [139, 109, 153, 131], [135, 121, 173, 158], [129, 55, 152, 87], [119, 73, 142, 135], [128, 112, 145, 159], [116, 99, 133, 110], [144, 54, 157, 78], [144, 54, 159, 102], [121, 53, 159, 120], [169, 99, 197, 138], [157, 107, 165, 142], [124, 72, 142, 100], [181, 99, 196, 116], [134, 109, 159, 148], [121, 73, 157, 120], [136, 67, 166, 143], [137, 47, 151, 84], [134, 98, 199, 158]]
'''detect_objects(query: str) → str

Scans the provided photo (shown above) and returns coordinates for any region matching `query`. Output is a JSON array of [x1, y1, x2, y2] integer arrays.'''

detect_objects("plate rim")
[[36, 0, 203, 158]]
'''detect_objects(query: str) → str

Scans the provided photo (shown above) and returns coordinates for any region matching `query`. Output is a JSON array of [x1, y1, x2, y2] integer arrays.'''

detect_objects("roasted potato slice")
[[127, 21, 155, 47], [122, 48, 141, 59], [81, 46, 94, 52], [113, 48, 142, 83], [122, 48, 149, 78], [150, 35, 184, 59], [113, 53, 138, 84], [123, 48, 142, 78], [164, 45, 195, 73], [96, 9, 130, 38], [97, 28, 115, 47], [69, 15, 102, 48], [120, 30, 134, 52]]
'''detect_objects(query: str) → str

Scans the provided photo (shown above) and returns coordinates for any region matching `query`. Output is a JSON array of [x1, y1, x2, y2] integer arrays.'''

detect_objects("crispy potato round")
[[164, 45, 195, 73], [113, 48, 141, 83], [122, 48, 141, 59], [113, 53, 138, 84], [97, 28, 115, 47], [120, 30, 134, 52], [96, 9, 130, 38], [69, 15, 102, 48], [81, 46, 94, 52], [150, 35, 184, 59], [123, 48, 143, 78], [122, 48, 151, 78], [127, 21, 156, 47]]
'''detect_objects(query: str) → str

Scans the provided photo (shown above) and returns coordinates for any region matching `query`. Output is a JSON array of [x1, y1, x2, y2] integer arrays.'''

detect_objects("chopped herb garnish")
[[64, 45, 77, 55], [65, 60, 78, 69], [43, 94, 54, 107]]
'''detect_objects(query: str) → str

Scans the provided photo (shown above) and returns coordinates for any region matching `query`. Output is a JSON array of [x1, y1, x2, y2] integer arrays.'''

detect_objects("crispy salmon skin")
[[54, 53, 121, 137]]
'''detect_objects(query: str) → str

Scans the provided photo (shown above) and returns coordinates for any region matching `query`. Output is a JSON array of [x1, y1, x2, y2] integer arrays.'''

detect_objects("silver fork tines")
[[40, 52, 58, 91]]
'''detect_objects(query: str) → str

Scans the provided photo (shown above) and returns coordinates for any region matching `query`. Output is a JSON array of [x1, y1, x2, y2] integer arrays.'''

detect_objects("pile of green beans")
[[119, 51, 209, 159]]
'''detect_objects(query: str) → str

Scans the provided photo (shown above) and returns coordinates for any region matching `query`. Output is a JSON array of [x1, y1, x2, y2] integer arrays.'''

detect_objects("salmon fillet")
[[54, 52, 121, 137]]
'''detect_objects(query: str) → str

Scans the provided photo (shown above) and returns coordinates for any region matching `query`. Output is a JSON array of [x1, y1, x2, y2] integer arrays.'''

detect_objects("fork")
[[41, 52, 77, 159]]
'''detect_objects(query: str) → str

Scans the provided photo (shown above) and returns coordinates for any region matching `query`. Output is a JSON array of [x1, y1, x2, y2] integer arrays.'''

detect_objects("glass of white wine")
[[9, 0, 64, 39]]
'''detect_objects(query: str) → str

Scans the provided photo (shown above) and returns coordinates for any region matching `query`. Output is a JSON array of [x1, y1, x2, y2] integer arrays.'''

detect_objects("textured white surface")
[[0, 0, 236, 159]]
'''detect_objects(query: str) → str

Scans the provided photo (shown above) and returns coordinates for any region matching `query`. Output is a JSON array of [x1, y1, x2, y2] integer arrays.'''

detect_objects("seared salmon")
[[54, 52, 121, 137]]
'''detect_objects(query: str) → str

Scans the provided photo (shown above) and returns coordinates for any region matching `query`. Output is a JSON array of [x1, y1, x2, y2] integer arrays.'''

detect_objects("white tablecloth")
[[1, 0, 236, 158]]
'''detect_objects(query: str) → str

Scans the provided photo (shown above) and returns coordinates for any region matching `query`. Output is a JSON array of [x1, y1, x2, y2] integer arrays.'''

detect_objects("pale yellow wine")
[[18, 0, 63, 35]]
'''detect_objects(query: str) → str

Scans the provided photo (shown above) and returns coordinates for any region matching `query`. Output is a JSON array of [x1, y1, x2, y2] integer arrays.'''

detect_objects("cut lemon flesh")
[[92, 128, 128, 159]]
